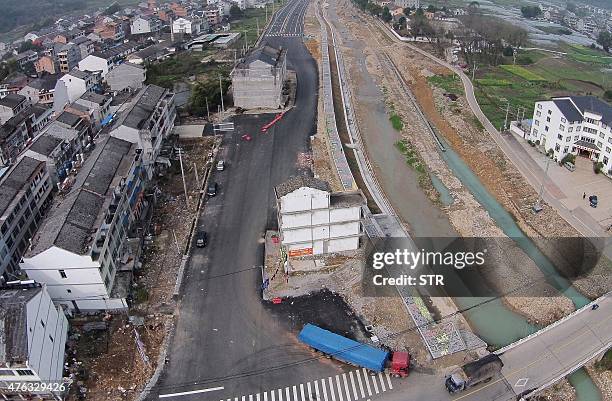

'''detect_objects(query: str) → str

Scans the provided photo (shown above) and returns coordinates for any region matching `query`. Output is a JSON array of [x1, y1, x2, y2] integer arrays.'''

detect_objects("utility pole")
[[244, 30, 248, 51], [205, 97, 210, 120], [219, 75, 225, 113], [193, 162, 199, 186], [471, 61, 477, 81], [256, 18, 260, 37], [265, 4, 268, 21], [177, 147, 189, 207], [503, 102, 510, 131]]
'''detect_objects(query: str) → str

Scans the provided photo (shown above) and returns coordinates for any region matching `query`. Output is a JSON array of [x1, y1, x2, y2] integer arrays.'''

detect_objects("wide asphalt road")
[[147, 2, 353, 400]]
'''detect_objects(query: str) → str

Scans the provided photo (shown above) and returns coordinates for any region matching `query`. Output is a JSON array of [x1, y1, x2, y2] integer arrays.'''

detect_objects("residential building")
[[56, 43, 82, 74], [18, 75, 59, 105], [0, 157, 53, 277], [52, 69, 97, 113], [528, 96, 612, 175], [72, 92, 112, 130], [31, 104, 53, 132], [0, 73, 31, 99], [231, 45, 287, 109], [204, 7, 221, 26], [171, 17, 203, 35], [106, 62, 147, 92], [0, 108, 38, 166], [71, 36, 95, 60], [0, 94, 28, 125], [131, 15, 163, 35], [25, 116, 90, 185], [35, 55, 58, 75], [169, 2, 188, 17], [274, 176, 364, 256], [110, 85, 176, 179], [94, 21, 125, 43], [14, 50, 39, 70], [78, 53, 113, 78], [0, 282, 68, 400], [22, 136, 146, 312]]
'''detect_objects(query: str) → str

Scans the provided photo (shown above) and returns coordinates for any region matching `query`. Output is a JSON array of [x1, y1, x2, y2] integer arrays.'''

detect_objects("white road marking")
[[361, 369, 372, 396], [377, 373, 386, 392], [293, 385, 298, 401], [257, 393, 261, 401], [329, 377, 337, 401], [264, 392, 268, 401], [249, 394, 254, 401], [355, 369, 365, 398], [306, 382, 312, 401], [159, 386, 224, 398], [272, 391, 276, 401], [385, 372, 392, 390], [371, 372, 379, 394], [335, 375, 343, 401], [243, 396, 246, 401], [285, 387, 290, 401], [321, 379, 329, 401], [342, 374, 351, 401], [348, 371, 358, 400], [314, 379, 321, 401]]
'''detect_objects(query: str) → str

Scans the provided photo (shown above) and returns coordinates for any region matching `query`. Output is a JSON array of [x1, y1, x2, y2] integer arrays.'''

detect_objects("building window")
[[16, 369, 34, 376], [548, 109, 552, 115], [0, 369, 15, 376], [557, 134, 563, 140], [604, 156, 609, 165], [607, 147, 611, 153], [555, 144, 560, 151], [66, 289, 72, 294], [561, 117, 566, 123], [559, 124, 565, 131], [40, 320, 45, 328], [534, 120, 540, 126], [564, 146, 569, 153], [546, 116, 551, 122], [566, 136, 571, 142], [536, 111, 541, 117], [59, 270, 67, 278], [597, 141, 603, 148], [533, 129, 539, 135], [545, 126, 549, 132], [569, 127, 573, 132], [538, 104, 542, 109]]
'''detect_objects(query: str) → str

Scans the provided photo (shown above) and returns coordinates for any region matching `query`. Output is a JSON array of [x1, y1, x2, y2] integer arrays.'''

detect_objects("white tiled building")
[[528, 96, 612, 175], [275, 176, 364, 256], [0, 282, 68, 400]]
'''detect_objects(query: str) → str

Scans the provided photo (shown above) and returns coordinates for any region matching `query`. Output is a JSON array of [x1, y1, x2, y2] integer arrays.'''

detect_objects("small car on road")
[[216, 160, 225, 171], [207, 182, 218, 197], [241, 134, 252, 141], [195, 231, 208, 248]]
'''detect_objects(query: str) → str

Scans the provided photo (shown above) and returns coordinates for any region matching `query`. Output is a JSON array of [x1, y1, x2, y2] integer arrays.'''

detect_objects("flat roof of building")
[[0, 284, 43, 364]]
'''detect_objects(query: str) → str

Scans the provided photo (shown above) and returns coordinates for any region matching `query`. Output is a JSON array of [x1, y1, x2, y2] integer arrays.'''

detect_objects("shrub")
[[594, 161, 604, 174], [561, 153, 576, 165], [516, 55, 534, 65]]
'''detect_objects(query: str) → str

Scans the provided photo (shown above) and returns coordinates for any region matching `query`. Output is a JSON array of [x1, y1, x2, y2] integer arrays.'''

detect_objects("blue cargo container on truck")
[[297, 324, 410, 376]]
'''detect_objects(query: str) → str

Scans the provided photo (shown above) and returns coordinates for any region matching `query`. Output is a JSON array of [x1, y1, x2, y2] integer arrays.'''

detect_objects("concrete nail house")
[[274, 176, 365, 256]]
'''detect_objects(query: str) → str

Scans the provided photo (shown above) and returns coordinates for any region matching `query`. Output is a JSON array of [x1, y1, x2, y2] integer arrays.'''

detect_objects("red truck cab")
[[389, 351, 410, 377]]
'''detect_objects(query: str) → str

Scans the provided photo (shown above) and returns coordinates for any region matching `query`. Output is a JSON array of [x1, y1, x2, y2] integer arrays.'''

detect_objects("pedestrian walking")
[[583, 192, 586, 199]]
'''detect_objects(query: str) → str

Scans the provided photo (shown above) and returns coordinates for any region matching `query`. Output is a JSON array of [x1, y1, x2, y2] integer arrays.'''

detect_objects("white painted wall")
[[78, 55, 110, 77]]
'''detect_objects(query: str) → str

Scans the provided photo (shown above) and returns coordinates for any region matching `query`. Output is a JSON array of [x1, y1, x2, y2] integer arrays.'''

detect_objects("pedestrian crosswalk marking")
[[220, 369, 394, 401], [377, 374, 385, 392], [342, 374, 351, 401], [335, 375, 343, 401], [371, 372, 379, 394], [328, 377, 336, 401], [355, 370, 365, 399], [362, 369, 372, 397], [349, 372, 358, 400]]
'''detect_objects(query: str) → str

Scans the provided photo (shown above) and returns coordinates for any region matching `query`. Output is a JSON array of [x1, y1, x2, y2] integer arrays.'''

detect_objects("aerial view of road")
[[0, 0, 609, 400]]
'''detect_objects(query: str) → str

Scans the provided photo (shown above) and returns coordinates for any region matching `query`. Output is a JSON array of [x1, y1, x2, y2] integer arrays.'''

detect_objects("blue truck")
[[298, 324, 409, 376]]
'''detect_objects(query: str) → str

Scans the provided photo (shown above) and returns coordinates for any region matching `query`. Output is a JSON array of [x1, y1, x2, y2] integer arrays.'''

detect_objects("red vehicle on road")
[[241, 134, 252, 141]]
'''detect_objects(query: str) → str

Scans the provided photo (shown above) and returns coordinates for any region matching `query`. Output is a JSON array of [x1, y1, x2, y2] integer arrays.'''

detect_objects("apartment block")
[[110, 85, 176, 179], [21, 136, 146, 311], [0, 281, 68, 400], [528, 96, 612, 175], [0, 157, 53, 279]]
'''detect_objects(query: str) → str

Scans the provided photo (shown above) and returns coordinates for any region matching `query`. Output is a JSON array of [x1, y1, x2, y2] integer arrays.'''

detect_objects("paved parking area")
[[519, 141, 612, 230]]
